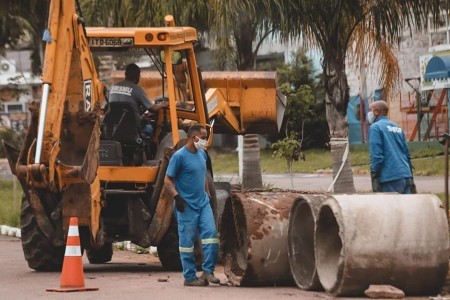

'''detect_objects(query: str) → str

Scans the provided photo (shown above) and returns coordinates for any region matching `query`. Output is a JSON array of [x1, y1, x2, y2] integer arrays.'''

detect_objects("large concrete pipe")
[[220, 191, 298, 286], [288, 194, 327, 291], [315, 194, 449, 296]]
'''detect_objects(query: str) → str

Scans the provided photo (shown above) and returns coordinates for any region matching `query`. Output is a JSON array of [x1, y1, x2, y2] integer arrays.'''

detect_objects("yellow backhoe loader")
[[3, 0, 285, 271]]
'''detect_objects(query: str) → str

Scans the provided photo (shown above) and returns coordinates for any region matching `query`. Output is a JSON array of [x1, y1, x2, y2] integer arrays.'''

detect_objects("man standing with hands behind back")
[[368, 100, 414, 194], [164, 124, 220, 286]]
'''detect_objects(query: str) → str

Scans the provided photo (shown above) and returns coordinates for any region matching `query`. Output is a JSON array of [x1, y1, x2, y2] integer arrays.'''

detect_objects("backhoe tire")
[[87, 243, 113, 264], [157, 214, 182, 271], [20, 195, 65, 271]]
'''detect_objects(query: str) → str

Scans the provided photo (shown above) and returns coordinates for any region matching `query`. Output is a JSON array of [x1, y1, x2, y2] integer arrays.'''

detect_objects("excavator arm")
[[4, 0, 105, 240]]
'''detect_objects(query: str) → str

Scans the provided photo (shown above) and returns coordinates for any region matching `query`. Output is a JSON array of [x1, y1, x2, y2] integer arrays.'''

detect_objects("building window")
[[6, 104, 24, 113]]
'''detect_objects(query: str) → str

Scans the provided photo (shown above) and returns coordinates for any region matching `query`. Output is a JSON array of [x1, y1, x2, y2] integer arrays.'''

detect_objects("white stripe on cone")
[[68, 226, 79, 237], [64, 245, 82, 256]]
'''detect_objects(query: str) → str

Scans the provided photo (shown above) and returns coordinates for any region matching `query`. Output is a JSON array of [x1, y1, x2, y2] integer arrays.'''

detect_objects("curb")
[[0, 225, 20, 238]]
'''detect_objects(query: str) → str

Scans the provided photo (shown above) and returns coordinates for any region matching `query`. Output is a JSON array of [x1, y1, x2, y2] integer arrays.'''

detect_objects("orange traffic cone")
[[47, 217, 99, 292]]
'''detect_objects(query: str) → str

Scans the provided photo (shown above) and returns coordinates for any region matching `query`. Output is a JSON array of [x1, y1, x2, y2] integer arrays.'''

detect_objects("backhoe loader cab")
[[87, 27, 211, 165]]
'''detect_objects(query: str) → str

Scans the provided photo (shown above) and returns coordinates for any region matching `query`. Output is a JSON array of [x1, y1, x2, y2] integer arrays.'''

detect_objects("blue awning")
[[424, 56, 450, 81]]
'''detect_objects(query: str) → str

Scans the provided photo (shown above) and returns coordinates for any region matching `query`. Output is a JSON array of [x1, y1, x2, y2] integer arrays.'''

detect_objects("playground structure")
[[347, 49, 450, 144]]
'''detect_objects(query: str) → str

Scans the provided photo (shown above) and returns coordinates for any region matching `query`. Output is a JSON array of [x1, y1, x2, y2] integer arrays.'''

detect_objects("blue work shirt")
[[368, 116, 412, 183], [166, 146, 209, 210]]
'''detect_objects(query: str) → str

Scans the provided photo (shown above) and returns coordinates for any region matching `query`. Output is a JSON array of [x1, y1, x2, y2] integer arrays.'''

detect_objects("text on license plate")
[[88, 38, 134, 47]]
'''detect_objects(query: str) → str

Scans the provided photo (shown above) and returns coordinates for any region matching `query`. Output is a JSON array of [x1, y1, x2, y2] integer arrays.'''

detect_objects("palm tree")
[[80, 0, 166, 27], [264, 0, 440, 193]]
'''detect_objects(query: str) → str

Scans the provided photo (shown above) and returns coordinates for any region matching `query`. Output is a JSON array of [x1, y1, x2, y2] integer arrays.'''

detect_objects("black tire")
[[20, 195, 65, 271], [86, 243, 113, 264], [157, 214, 182, 271]]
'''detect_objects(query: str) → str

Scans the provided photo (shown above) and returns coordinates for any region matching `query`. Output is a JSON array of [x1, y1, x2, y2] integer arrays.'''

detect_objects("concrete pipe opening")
[[315, 203, 342, 292], [288, 195, 326, 290], [220, 196, 248, 284], [315, 194, 449, 296]]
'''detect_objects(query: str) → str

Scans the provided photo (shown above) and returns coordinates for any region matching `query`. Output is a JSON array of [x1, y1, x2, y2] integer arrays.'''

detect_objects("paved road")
[[0, 235, 333, 300], [216, 173, 446, 194]]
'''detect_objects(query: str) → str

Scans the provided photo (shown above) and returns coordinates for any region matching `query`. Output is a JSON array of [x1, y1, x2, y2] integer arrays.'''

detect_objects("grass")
[[0, 179, 21, 228], [209, 147, 446, 176]]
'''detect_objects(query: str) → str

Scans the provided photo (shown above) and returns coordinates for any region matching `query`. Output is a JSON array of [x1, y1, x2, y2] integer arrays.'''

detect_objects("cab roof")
[[86, 26, 198, 47]]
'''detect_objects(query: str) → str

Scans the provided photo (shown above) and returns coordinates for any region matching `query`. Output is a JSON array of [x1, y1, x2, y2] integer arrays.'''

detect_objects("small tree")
[[272, 133, 302, 189], [272, 83, 315, 188]]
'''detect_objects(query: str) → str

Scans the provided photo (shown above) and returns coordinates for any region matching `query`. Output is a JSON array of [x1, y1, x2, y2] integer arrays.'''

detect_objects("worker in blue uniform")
[[164, 124, 220, 286], [368, 100, 414, 194]]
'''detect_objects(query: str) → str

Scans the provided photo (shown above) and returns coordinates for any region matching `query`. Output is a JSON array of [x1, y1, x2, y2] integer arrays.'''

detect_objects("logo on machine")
[[84, 80, 92, 111]]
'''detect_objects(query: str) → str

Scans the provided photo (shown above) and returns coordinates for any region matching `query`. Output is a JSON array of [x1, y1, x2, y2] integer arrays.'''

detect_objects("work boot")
[[199, 272, 220, 284], [184, 277, 208, 287]]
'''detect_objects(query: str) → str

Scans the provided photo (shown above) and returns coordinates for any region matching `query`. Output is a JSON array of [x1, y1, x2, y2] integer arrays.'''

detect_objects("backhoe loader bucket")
[[202, 72, 286, 135], [57, 114, 100, 185]]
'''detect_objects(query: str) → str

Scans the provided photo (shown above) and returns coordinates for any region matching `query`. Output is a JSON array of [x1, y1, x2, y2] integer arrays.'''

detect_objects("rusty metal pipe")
[[288, 194, 327, 291], [220, 191, 298, 286], [315, 194, 449, 296]]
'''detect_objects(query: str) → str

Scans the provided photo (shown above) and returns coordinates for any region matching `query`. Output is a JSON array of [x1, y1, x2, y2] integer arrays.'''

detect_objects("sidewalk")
[[215, 173, 446, 194]]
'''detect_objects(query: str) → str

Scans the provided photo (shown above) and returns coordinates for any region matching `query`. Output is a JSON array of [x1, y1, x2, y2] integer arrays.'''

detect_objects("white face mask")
[[367, 111, 376, 124], [194, 137, 208, 150]]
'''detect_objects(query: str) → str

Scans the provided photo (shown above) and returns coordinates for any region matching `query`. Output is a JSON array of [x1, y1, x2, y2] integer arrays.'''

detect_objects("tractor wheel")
[[20, 195, 65, 271], [157, 214, 182, 271], [86, 243, 113, 264]]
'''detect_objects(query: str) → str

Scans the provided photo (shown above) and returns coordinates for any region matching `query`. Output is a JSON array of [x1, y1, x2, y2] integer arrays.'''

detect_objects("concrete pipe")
[[288, 194, 327, 291], [220, 191, 298, 286], [315, 194, 449, 296]]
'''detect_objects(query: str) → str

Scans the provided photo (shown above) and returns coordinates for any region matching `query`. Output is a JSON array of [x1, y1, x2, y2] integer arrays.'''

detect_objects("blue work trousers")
[[175, 203, 219, 281], [380, 177, 413, 194]]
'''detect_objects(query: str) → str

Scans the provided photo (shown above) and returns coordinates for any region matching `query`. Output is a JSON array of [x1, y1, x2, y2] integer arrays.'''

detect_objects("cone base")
[[46, 287, 99, 292]]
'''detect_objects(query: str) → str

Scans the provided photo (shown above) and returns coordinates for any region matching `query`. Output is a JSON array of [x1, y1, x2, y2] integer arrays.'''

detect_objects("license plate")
[[88, 37, 134, 47]]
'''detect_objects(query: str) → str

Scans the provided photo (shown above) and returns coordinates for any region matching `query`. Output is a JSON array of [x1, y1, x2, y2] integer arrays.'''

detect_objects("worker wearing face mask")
[[367, 100, 414, 194], [164, 124, 220, 287]]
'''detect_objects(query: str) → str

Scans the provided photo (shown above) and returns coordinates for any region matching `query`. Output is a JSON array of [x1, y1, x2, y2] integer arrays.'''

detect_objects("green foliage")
[[0, 127, 24, 158], [281, 84, 315, 135], [1, 0, 49, 74], [113, 242, 126, 251], [271, 133, 303, 187], [135, 246, 150, 254], [272, 133, 303, 168], [276, 50, 328, 148], [277, 51, 314, 90]]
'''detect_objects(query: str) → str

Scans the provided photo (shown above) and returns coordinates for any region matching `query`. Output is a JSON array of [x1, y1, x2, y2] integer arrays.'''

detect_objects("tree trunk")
[[242, 134, 263, 190], [234, 21, 263, 191], [323, 58, 355, 193]]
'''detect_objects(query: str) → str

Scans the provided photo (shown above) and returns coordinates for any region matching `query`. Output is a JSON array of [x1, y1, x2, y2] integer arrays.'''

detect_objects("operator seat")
[[102, 102, 141, 143], [101, 102, 145, 166]]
